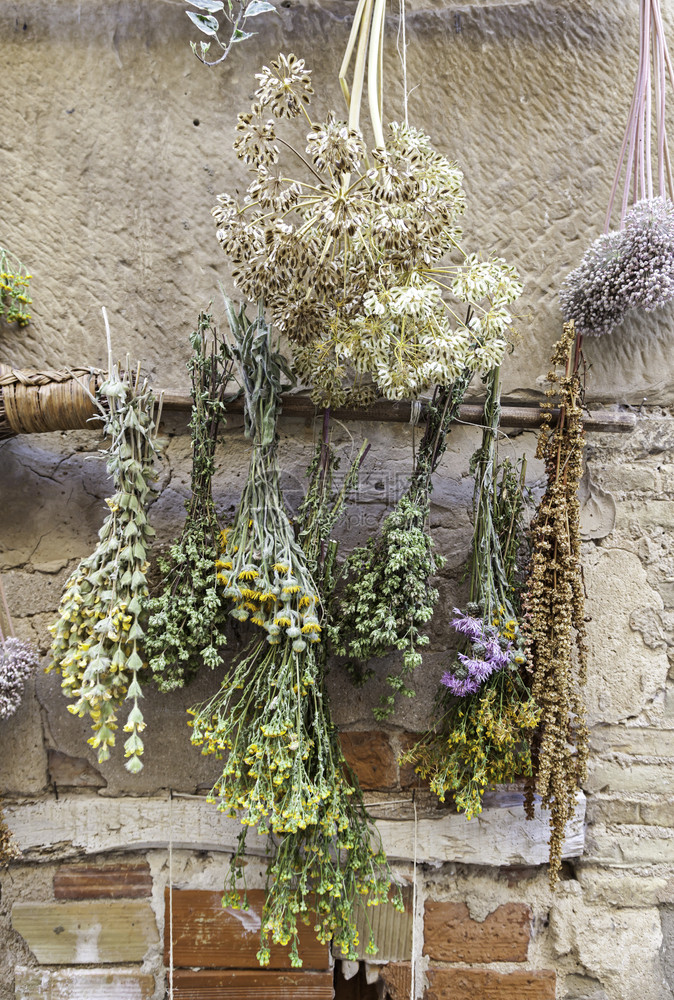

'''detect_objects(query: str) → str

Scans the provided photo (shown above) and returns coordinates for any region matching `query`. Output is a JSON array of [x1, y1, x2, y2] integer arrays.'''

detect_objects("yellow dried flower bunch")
[[48, 359, 161, 773], [213, 53, 522, 403], [0, 247, 32, 327]]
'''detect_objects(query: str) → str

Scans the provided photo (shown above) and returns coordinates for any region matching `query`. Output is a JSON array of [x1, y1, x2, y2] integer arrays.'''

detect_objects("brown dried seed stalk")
[[524, 321, 588, 887]]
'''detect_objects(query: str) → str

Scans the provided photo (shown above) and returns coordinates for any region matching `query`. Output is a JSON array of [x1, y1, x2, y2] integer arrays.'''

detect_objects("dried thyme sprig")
[[190, 355, 399, 965], [335, 369, 473, 718], [523, 321, 588, 886], [401, 367, 539, 817], [48, 358, 161, 772], [145, 314, 234, 691]]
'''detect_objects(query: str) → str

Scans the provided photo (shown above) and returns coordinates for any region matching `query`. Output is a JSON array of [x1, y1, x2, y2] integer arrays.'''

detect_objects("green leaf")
[[244, 0, 276, 16], [232, 27, 254, 40], [186, 10, 220, 35]]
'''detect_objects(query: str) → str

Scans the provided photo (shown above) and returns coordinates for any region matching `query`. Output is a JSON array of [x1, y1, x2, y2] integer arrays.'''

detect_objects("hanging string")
[[168, 789, 174, 1000], [398, 0, 409, 126]]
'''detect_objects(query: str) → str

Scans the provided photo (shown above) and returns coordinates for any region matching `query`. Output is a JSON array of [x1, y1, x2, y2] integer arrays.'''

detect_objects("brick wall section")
[[423, 902, 531, 962], [339, 731, 399, 790], [425, 968, 556, 1000], [54, 862, 152, 899]]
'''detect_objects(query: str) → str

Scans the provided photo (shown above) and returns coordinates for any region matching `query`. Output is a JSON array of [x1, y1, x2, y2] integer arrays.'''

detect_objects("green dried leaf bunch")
[[216, 301, 322, 645], [0, 247, 31, 327], [190, 329, 399, 966], [186, 0, 276, 67], [402, 367, 540, 818], [523, 321, 588, 886], [145, 315, 234, 691], [335, 369, 473, 718], [48, 360, 161, 773], [214, 53, 522, 404]]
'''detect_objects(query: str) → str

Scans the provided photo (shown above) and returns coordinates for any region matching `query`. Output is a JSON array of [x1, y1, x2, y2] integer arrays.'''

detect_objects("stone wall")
[[1, 2, 674, 998]]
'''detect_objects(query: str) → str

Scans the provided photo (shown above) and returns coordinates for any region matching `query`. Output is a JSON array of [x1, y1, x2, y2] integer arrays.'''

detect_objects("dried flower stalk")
[[524, 321, 588, 885]]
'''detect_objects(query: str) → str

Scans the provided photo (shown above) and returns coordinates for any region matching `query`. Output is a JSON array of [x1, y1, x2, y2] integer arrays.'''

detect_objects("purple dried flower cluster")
[[0, 638, 38, 720], [441, 607, 523, 697], [560, 197, 674, 337]]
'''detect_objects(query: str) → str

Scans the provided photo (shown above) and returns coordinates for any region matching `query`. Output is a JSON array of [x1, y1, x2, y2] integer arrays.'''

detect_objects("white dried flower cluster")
[[560, 197, 674, 337], [214, 54, 522, 403], [0, 637, 38, 721]]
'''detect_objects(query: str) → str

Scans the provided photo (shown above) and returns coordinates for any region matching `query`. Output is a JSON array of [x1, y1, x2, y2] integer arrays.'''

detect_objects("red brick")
[[173, 969, 333, 998], [54, 862, 152, 899], [425, 968, 556, 1000], [424, 902, 531, 963], [380, 962, 412, 1000], [339, 731, 397, 790], [164, 889, 330, 970]]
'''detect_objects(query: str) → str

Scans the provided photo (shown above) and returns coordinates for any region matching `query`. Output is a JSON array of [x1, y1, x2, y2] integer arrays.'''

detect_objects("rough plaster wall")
[[1, 2, 674, 999]]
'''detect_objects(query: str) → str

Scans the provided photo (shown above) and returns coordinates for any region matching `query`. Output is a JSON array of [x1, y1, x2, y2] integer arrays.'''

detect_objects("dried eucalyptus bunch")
[[0, 247, 31, 327], [190, 369, 399, 966], [560, 197, 674, 336], [49, 358, 161, 773], [402, 367, 539, 817], [213, 53, 522, 403], [523, 321, 588, 886], [216, 299, 322, 643], [335, 370, 472, 718], [146, 315, 234, 691]]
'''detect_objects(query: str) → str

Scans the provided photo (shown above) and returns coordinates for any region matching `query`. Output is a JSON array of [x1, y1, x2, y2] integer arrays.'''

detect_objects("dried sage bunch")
[[335, 369, 473, 718], [523, 321, 588, 885], [49, 357, 161, 772], [146, 314, 234, 691]]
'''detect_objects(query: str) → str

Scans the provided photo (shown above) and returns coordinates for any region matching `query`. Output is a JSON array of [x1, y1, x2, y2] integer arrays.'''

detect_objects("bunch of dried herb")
[[213, 53, 521, 403], [402, 367, 539, 817], [190, 307, 399, 964], [523, 321, 588, 886], [0, 577, 39, 721], [335, 369, 472, 718], [146, 314, 234, 691], [48, 357, 161, 773]]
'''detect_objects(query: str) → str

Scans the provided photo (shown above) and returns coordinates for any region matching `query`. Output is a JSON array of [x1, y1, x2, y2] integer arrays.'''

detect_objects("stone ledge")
[[4, 791, 585, 867]]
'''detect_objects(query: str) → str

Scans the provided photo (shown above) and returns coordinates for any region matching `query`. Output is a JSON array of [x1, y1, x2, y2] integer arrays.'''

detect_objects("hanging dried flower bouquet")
[[49, 354, 161, 773], [213, 53, 522, 404], [189, 302, 400, 966]]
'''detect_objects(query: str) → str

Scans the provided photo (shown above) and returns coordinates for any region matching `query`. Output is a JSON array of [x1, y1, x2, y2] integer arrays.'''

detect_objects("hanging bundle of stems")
[[215, 299, 322, 642], [523, 321, 588, 886], [335, 368, 473, 718], [190, 306, 398, 966], [48, 340, 161, 773], [146, 314, 234, 691], [401, 367, 539, 818], [561, 0, 674, 336]]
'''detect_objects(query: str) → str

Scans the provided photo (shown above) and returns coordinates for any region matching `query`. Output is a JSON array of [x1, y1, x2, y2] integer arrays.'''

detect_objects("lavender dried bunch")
[[0, 638, 38, 720], [560, 197, 674, 336]]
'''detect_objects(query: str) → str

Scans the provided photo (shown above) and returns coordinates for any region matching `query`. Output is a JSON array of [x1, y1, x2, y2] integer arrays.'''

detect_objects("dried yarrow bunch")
[[190, 330, 399, 966], [49, 357, 161, 773], [335, 370, 472, 718], [560, 197, 674, 336], [402, 367, 539, 817], [523, 322, 588, 886], [215, 299, 322, 643], [146, 315, 234, 691], [0, 246, 32, 327], [213, 53, 522, 403]]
